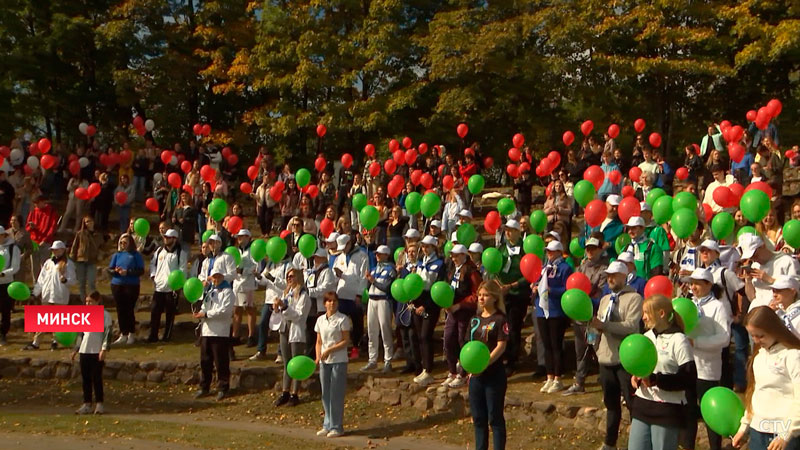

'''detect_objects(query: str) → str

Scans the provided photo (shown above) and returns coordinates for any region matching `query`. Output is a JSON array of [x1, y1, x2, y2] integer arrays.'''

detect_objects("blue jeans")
[[731, 323, 749, 388], [134, 175, 147, 202], [628, 417, 680, 450], [197, 212, 206, 237], [257, 304, 274, 353], [118, 205, 130, 232], [469, 363, 507, 450], [749, 429, 800, 450], [75, 261, 97, 299], [320, 362, 347, 433]]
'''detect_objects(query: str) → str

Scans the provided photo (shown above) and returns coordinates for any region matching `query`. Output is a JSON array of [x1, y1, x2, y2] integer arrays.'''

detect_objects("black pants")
[[681, 378, 721, 450], [338, 299, 363, 351], [505, 294, 529, 368], [94, 207, 111, 232], [149, 291, 178, 341], [469, 363, 507, 450], [0, 283, 12, 337], [200, 336, 231, 392], [536, 316, 569, 376], [80, 353, 104, 403], [112, 284, 139, 335], [258, 206, 274, 235], [599, 364, 632, 447], [399, 324, 421, 372], [412, 300, 441, 372]]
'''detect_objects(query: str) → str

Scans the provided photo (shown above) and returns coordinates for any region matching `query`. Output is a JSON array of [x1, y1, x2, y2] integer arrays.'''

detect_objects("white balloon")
[[169, 155, 178, 166], [79, 122, 88, 135], [26, 156, 40, 170], [78, 156, 89, 168], [145, 119, 155, 132], [154, 172, 163, 183], [9, 148, 23, 165]]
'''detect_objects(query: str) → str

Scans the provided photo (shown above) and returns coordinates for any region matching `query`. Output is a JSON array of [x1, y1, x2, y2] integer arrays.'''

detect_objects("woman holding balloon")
[[274, 267, 311, 407]]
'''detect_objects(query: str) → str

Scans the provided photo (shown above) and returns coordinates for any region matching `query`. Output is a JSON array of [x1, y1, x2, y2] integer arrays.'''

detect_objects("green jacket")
[[498, 241, 527, 296]]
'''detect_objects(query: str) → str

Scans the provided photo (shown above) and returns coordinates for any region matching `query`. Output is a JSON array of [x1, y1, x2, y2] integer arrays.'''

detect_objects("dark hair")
[[88, 291, 102, 303]]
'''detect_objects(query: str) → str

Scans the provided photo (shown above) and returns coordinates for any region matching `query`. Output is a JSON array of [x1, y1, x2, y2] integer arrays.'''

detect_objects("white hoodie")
[[334, 248, 368, 300], [233, 244, 257, 293], [33, 257, 77, 304], [688, 294, 731, 381], [149, 245, 188, 293], [0, 237, 21, 284]]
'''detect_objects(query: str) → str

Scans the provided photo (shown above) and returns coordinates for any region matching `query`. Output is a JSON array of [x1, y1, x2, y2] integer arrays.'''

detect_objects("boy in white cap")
[[333, 233, 369, 359], [0, 225, 21, 346], [673, 222, 704, 297], [200, 234, 237, 287], [193, 268, 235, 401], [468, 242, 484, 277], [499, 218, 528, 376], [305, 247, 337, 358], [25, 240, 77, 350], [148, 229, 187, 342], [622, 216, 663, 278], [362, 245, 396, 373], [640, 201, 670, 272], [233, 229, 259, 348], [739, 233, 800, 311], [325, 232, 340, 267], [449, 210, 473, 242], [769, 276, 800, 338]]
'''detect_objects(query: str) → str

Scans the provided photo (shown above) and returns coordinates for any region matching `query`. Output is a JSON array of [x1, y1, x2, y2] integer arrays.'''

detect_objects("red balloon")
[[512, 133, 524, 149], [535, 164, 546, 178], [585, 199, 607, 227], [320, 218, 334, 238], [274, 180, 285, 192], [0, 146, 9, 158], [629, 166, 643, 183], [420, 173, 434, 190], [580, 120, 594, 136], [316, 124, 327, 138], [539, 158, 552, 175], [547, 151, 561, 167], [226, 216, 243, 235], [182, 185, 193, 195], [29, 142, 39, 155], [200, 165, 215, 182], [675, 167, 689, 181], [702, 203, 714, 222], [746, 110, 757, 122], [649, 132, 662, 148], [132, 116, 144, 129], [341, 153, 353, 169], [87, 182, 101, 198], [393, 149, 405, 166], [119, 149, 132, 164], [483, 156, 494, 168], [369, 162, 381, 177], [384, 159, 397, 175], [279, 229, 291, 239], [607, 124, 620, 139], [410, 170, 422, 186], [226, 154, 238, 166], [240, 182, 253, 194], [521, 254, 543, 283], [247, 165, 258, 180], [145, 197, 159, 212], [160, 150, 173, 165], [465, 147, 475, 158], [314, 156, 326, 172], [438, 164, 445, 177], [68, 160, 80, 176], [767, 99, 783, 118], [442, 175, 454, 191], [712, 186, 734, 208], [75, 187, 89, 201], [608, 170, 622, 185], [193, 124, 202, 135], [388, 139, 400, 152], [306, 184, 319, 199], [634, 118, 646, 133], [746, 181, 773, 198], [729, 125, 744, 143], [38, 138, 51, 153], [388, 180, 403, 198], [508, 147, 521, 162], [201, 124, 211, 136], [566, 272, 592, 294], [519, 161, 531, 174], [484, 211, 501, 234], [402, 137, 412, 149], [787, 150, 798, 160], [644, 275, 673, 298], [728, 142, 745, 163], [168, 173, 181, 189], [756, 107, 770, 130], [405, 149, 418, 165], [583, 165, 605, 190], [86, 125, 96, 137], [457, 123, 469, 139], [221, 147, 232, 159], [418, 143, 428, 154], [115, 191, 128, 205], [622, 185, 635, 197], [562, 131, 575, 147], [364, 143, 375, 157], [269, 185, 282, 202], [40, 154, 57, 170], [180, 160, 192, 174], [98, 154, 109, 167], [507, 163, 519, 179], [729, 183, 744, 203], [719, 120, 732, 133], [618, 196, 642, 224]]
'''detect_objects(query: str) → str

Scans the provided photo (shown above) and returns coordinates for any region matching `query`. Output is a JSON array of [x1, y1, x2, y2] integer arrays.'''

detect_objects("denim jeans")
[[731, 323, 749, 388], [75, 261, 97, 299], [117, 205, 131, 232], [628, 417, 680, 450], [134, 175, 147, 202], [320, 362, 347, 433], [749, 429, 800, 450], [469, 362, 507, 450], [197, 212, 206, 237], [257, 304, 274, 353]]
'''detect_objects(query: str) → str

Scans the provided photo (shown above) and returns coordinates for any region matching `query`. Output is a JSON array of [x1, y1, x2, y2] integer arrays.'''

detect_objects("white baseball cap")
[[207, 234, 221, 242], [451, 244, 467, 255], [469, 243, 484, 253], [738, 233, 764, 260], [458, 209, 473, 219], [326, 232, 340, 244], [547, 231, 561, 241], [585, 237, 601, 248], [546, 241, 563, 252], [164, 229, 179, 238], [430, 220, 442, 229], [625, 216, 646, 227], [313, 248, 328, 258], [640, 202, 651, 212], [607, 195, 621, 206], [211, 268, 225, 277], [605, 261, 629, 275], [51, 240, 66, 250], [404, 229, 421, 239], [421, 236, 438, 246], [336, 234, 351, 251], [772, 277, 800, 291], [236, 229, 251, 237], [376, 245, 391, 255], [689, 268, 714, 283], [505, 219, 521, 230], [698, 239, 720, 254], [617, 252, 634, 264]]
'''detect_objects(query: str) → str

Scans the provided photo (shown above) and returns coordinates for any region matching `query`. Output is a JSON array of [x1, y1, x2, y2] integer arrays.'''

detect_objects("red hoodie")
[[26, 204, 59, 244]]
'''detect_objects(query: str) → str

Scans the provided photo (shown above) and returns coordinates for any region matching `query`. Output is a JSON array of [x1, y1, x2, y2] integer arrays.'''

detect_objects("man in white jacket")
[[193, 268, 234, 401], [148, 229, 187, 342], [333, 234, 368, 359], [25, 240, 76, 350], [0, 226, 21, 346], [200, 234, 237, 287], [305, 247, 337, 357], [249, 252, 292, 362], [232, 229, 258, 348]]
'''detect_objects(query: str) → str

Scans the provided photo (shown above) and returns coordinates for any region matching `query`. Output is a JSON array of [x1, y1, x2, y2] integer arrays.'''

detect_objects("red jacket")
[[458, 162, 478, 184], [26, 204, 59, 244]]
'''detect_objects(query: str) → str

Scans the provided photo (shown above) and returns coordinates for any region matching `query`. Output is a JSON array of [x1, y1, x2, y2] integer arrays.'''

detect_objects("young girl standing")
[[628, 294, 697, 450], [72, 291, 113, 414]]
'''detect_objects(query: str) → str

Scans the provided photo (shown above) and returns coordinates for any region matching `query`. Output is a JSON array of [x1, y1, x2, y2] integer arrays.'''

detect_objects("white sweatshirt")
[[334, 249, 368, 300], [200, 282, 235, 337], [149, 245, 188, 292], [33, 258, 77, 304], [688, 294, 731, 381], [741, 343, 800, 441]]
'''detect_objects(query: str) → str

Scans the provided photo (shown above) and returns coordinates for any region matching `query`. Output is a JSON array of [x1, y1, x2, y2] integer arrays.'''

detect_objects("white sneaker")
[[382, 362, 392, 374], [360, 362, 377, 372], [326, 430, 343, 438], [275, 354, 283, 364], [413, 370, 429, 383], [415, 371, 435, 386], [112, 335, 126, 346], [448, 374, 466, 388], [126, 334, 135, 345], [249, 352, 267, 361], [75, 403, 92, 415], [316, 429, 328, 436], [441, 373, 456, 387], [539, 379, 554, 393], [546, 380, 564, 394], [94, 403, 104, 415]]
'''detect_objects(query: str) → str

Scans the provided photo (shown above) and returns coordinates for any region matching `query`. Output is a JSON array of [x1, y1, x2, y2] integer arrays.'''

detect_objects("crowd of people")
[[1, 118, 800, 450]]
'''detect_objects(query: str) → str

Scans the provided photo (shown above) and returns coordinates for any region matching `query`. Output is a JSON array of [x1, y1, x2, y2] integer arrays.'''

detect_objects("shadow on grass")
[[348, 411, 460, 439]]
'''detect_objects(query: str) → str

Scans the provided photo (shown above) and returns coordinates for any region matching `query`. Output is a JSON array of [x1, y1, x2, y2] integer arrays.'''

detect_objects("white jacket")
[[277, 288, 310, 343], [200, 282, 235, 337], [689, 295, 731, 381], [258, 261, 291, 305], [33, 258, 77, 305], [306, 264, 337, 312], [233, 244, 257, 293], [149, 245, 187, 293], [0, 238, 21, 285], [741, 343, 800, 441], [199, 251, 237, 284], [334, 249, 368, 300]]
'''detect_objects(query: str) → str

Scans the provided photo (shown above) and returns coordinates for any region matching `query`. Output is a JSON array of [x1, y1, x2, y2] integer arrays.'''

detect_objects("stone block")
[[369, 390, 382, 402], [365, 376, 374, 388], [557, 405, 581, 419], [1, 365, 19, 378], [156, 361, 177, 372], [35, 366, 52, 379], [55, 365, 71, 379], [578, 407, 599, 417], [139, 361, 157, 371], [382, 391, 401, 406], [117, 371, 133, 382], [446, 390, 461, 400], [103, 367, 117, 379], [19, 367, 34, 377], [413, 396, 432, 411], [145, 370, 164, 383], [506, 396, 522, 407], [375, 377, 400, 389], [30, 358, 47, 368], [356, 387, 370, 398], [181, 371, 199, 385], [11, 357, 31, 365], [105, 361, 123, 370], [133, 371, 148, 382], [530, 401, 555, 414], [240, 375, 256, 390], [433, 395, 450, 412]]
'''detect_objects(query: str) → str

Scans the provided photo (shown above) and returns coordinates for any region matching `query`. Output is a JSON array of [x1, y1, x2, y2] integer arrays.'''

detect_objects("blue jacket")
[[108, 251, 144, 286], [533, 260, 572, 318], [598, 162, 621, 197], [369, 262, 396, 299]]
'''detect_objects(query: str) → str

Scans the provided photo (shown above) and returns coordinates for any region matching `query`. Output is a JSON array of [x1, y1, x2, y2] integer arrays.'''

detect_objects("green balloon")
[[619, 333, 658, 377], [359, 205, 379, 230], [460, 340, 491, 374], [250, 238, 267, 262], [672, 191, 697, 212], [298, 234, 317, 258], [420, 192, 441, 218], [404, 192, 422, 215], [362, 288, 369, 304], [700, 387, 745, 437], [615, 233, 631, 254], [646, 188, 666, 207], [266, 236, 287, 263], [443, 240, 454, 258], [8, 281, 30, 301], [183, 277, 204, 303], [431, 281, 455, 308], [784, 220, 800, 248], [468, 174, 485, 195], [529, 210, 547, 233], [497, 198, 516, 216], [286, 355, 316, 380], [404, 273, 425, 300], [569, 238, 584, 258], [352, 193, 367, 213], [295, 168, 311, 188], [561, 289, 593, 322], [394, 246, 405, 263], [457, 223, 477, 246], [671, 207, 698, 239], [652, 195, 673, 225], [54, 332, 77, 347], [391, 278, 410, 303], [482, 248, 503, 274], [737, 225, 757, 239], [573, 180, 596, 207], [672, 297, 698, 334], [225, 246, 241, 266], [0, 254, 6, 272], [740, 189, 770, 223], [133, 218, 150, 237], [201, 229, 214, 243], [167, 269, 186, 291], [711, 212, 735, 241], [523, 234, 545, 258], [208, 198, 228, 222]]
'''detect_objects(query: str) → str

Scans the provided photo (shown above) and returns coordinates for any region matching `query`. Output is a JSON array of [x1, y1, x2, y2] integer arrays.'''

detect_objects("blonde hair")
[[477, 280, 506, 314], [642, 294, 684, 332]]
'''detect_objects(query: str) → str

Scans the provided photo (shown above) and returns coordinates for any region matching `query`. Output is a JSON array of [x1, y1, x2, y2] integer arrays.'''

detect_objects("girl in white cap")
[[25, 240, 76, 350], [769, 277, 800, 339]]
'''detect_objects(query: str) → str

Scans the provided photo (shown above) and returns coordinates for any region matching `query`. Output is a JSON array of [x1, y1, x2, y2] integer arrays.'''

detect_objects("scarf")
[[538, 257, 563, 318], [603, 290, 620, 322], [694, 294, 715, 318]]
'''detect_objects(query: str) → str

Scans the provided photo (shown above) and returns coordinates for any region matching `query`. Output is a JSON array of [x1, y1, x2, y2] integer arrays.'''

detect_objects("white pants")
[[367, 299, 394, 363]]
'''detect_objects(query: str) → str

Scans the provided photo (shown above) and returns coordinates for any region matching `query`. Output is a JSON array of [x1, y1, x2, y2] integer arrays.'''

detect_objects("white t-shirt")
[[750, 254, 800, 311], [747, 344, 800, 439], [636, 329, 694, 405], [314, 311, 352, 364]]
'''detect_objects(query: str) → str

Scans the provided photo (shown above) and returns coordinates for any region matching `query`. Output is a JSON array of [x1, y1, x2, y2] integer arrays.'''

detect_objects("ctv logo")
[[24, 305, 105, 332], [758, 419, 793, 437]]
